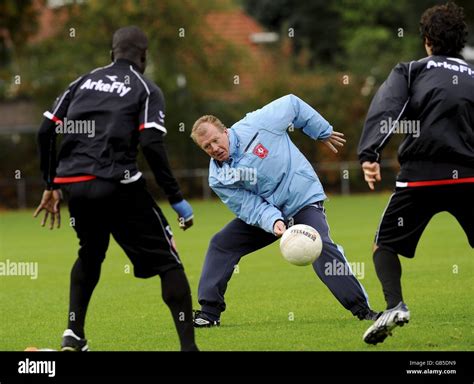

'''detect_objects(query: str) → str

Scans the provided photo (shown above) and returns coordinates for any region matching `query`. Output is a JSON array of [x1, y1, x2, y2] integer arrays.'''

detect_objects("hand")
[[33, 189, 62, 229], [362, 161, 382, 190], [171, 199, 194, 230], [322, 131, 346, 153], [273, 220, 286, 237]]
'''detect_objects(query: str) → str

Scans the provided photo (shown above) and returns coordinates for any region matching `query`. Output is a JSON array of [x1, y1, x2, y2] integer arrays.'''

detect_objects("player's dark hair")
[[419, 2, 468, 56], [112, 26, 148, 62]]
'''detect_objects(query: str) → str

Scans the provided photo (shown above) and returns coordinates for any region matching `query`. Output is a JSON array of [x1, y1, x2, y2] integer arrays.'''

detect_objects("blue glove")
[[171, 199, 194, 230]]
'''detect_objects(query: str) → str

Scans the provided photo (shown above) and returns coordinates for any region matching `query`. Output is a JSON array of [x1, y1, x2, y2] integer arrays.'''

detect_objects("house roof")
[[202, 10, 278, 101], [0, 6, 278, 131], [205, 10, 267, 50]]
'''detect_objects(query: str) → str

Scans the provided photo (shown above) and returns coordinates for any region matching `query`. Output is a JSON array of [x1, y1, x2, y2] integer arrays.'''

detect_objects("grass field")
[[0, 194, 472, 351]]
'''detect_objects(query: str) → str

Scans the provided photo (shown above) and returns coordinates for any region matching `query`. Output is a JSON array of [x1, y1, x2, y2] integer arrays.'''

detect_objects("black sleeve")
[[38, 86, 74, 189], [138, 84, 183, 203], [38, 119, 59, 190], [358, 63, 411, 163], [138, 86, 167, 134], [139, 126, 183, 204]]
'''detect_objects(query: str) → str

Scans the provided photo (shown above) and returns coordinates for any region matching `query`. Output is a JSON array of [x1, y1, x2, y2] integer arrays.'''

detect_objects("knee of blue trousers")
[[199, 232, 229, 285], [311, 240, 345, 272], [207, 230, 230, 255]]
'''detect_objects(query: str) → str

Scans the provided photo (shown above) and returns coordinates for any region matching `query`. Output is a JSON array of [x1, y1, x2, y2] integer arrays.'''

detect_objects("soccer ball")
[[280, 224, 323, 266]]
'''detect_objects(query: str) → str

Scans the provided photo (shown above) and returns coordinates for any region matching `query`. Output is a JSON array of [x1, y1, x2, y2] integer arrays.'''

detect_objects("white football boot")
[[363, 301, 410, 345]]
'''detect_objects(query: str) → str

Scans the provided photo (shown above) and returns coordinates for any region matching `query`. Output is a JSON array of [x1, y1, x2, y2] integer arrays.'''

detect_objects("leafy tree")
[[243, 0, 343, 67], [0, 0, 42, 98], [15, 0, 248, 189], [243, 0, 474, 74]]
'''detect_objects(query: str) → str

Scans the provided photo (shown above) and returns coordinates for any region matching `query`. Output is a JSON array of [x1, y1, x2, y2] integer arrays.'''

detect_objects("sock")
[[67, 257, 102, 339], [161, 268, 198, 351], [373, 247, 403, 309]]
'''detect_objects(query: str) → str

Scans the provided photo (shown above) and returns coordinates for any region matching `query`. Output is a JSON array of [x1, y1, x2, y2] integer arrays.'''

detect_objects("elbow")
[[37, 127, 50, 139], [140, 129, 164, 148], [288, 93, 304, 113], [37, 119, 56, 141]]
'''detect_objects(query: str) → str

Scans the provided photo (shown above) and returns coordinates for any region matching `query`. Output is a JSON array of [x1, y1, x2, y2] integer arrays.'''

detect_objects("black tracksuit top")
[[358, 55, 474, 181], [38, 59, 183, 203]]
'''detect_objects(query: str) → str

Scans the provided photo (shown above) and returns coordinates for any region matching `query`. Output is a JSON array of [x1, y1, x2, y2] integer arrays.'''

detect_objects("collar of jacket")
[[214, 128, 240, 168], [228, 128, 241, 161], [113, 58, 142, 72]]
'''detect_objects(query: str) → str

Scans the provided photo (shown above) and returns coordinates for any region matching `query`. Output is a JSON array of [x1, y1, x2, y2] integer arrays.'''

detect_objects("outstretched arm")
[[138, 87, 193, 230], [246, 94, 334, 140], [35, 82, 77, 229], [358, 63, 410, 189], [140, 129, 193, 230]]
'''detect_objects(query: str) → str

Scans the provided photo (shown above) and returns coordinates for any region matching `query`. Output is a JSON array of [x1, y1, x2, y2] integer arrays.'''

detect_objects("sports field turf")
[[0, 194, 472, 351]]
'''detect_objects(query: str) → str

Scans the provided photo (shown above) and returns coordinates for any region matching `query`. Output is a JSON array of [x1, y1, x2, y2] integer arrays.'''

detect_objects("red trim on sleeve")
[[406, 177, 474, 187], [54, 175, 97, 184]]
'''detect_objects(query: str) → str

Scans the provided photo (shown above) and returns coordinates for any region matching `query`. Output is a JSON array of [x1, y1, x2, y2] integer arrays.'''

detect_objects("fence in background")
[[0, 160, 400, 209]]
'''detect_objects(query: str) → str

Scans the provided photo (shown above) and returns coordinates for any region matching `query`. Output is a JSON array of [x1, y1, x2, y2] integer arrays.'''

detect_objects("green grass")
[[0, 194, 473, 351]]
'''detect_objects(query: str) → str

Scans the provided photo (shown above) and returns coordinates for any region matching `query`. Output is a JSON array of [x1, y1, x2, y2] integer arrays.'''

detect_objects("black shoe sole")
[[364, 318, 409, 345], [193, 322, 220, 328], [60, 344, 89, 352]]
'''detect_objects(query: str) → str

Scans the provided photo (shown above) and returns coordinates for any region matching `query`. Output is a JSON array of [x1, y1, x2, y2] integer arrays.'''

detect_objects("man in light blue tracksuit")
[[191, 94, 379, 327]]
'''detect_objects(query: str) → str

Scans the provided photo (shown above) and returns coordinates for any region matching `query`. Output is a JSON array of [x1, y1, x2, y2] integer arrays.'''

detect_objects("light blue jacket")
[[209, 94, 333, 233]]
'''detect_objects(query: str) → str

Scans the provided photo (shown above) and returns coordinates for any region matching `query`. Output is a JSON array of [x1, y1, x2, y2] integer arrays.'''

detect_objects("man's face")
[[195, 123, 230, 162]]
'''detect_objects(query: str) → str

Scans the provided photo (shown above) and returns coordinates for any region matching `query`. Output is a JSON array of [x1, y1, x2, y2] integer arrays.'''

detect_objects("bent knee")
[[209, 231, 227, 249]]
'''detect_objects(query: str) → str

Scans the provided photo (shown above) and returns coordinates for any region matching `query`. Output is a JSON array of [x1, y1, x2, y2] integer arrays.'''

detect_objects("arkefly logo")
[[426, 59, 474, 77], [80, 76, 131, 97], [253, 143, 269, 159]]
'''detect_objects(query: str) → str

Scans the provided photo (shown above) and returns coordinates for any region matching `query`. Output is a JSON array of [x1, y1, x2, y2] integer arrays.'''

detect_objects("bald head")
[[112, 26, 148, 73]]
